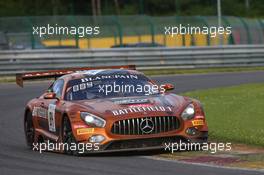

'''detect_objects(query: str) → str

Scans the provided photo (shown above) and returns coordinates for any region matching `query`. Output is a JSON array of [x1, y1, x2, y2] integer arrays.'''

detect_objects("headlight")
[[181, 104, 195, 120], [80, 112, 106, 128]]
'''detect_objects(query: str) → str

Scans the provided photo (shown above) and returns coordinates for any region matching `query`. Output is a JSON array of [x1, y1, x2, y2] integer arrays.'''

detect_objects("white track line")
[[141, 156, 264, 173]]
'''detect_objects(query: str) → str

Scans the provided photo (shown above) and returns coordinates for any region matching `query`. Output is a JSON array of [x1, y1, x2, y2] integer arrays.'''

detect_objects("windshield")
[[65, 74, 160, 101]]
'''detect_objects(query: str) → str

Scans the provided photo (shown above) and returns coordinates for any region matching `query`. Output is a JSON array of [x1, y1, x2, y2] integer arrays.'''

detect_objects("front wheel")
[[24, 111, 34, 148], [62, 116, 80, 156]]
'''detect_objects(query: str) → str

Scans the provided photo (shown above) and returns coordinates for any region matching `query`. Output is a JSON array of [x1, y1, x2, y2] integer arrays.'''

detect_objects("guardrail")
[[0, 45, 264, 75]]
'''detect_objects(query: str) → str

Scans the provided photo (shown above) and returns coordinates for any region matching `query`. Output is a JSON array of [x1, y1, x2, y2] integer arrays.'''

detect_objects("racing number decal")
[[48, 104, 56, 132]]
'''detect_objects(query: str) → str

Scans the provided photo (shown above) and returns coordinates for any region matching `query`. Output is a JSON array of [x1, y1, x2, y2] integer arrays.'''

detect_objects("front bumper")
[[72, 115, 208, 153], [79, 131, 208, 154]]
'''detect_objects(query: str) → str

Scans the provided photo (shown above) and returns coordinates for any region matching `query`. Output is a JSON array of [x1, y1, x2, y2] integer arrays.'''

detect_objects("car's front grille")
[[111, 116, 180, 135]]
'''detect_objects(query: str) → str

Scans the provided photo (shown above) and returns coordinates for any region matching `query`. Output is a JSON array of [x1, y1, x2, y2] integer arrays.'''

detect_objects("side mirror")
[[44, 92, 57, 99], [163, 83, 174, 91]]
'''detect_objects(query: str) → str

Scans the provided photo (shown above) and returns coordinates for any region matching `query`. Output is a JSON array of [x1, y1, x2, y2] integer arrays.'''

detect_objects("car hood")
[[74, 94, 189, 118]]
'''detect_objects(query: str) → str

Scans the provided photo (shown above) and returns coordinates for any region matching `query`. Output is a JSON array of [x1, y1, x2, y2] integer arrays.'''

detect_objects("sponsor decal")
[[80, 74, 138, 83], [192, 119, 204, 126], [112, 106, 172, 116], [76, 69, 105, 75], [194, 115, 205, 119], [48, 104, 56, 132], [32, 107, 47, 119], [113, 98, 149, 105], [72, 82, 93, 92], [73, 124, 87, 129], [76, 128, 95, 135]]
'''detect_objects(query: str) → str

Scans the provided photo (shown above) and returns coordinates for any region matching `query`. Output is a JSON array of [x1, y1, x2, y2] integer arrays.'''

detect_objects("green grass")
[[182, 83, 264, 146], [143, 66, 264, 76], [0, 76, 15, 83]]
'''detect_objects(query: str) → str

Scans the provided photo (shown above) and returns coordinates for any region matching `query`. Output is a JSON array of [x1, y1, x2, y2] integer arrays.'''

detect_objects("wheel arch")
[[24, 106, 33, 127]]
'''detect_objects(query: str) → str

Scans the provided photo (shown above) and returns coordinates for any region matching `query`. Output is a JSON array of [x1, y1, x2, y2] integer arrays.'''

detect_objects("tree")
[[114, 0, 120, 15], [91, 0, 102, 16]]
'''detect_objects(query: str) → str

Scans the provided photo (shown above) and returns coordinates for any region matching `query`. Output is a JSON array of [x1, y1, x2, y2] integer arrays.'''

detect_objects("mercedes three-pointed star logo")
[[140, 118, 154, 134]]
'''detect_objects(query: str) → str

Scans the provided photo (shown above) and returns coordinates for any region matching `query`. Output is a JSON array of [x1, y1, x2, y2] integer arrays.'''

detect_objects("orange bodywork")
[[21, 66, 208, 153]]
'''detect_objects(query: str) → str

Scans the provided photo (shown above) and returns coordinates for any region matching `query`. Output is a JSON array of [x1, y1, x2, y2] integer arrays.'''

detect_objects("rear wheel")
[[24, 111, 34, 148], [62, 116, 79, 156]]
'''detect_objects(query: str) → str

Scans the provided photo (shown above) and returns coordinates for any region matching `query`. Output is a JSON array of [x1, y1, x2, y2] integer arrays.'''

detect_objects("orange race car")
[[17, 65, 208, 155]]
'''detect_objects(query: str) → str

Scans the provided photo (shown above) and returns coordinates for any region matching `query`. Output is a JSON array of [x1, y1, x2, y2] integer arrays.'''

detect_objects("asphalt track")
[[1, 71, 264, 175]]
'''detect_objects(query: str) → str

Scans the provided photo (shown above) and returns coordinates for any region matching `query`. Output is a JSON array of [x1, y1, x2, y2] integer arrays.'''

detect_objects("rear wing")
[[16, 65, 136, 87]]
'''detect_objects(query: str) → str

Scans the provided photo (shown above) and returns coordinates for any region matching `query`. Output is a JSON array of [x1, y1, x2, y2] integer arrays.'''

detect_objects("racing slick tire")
[[24, 111, 35, 149], [62, 116, 80, 156]]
